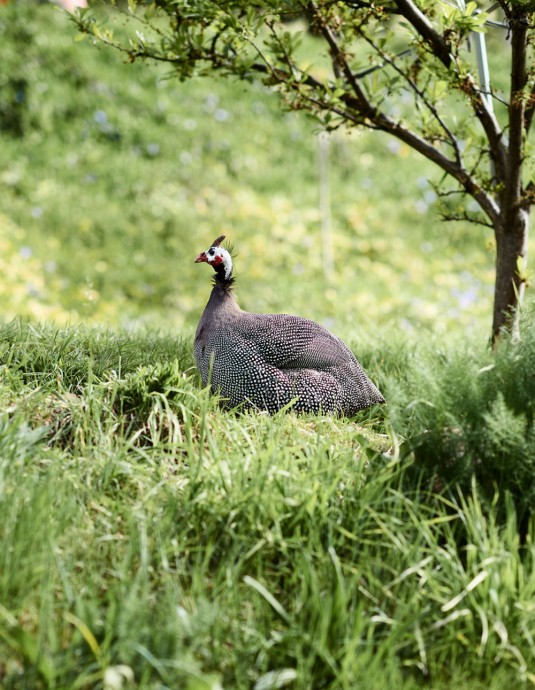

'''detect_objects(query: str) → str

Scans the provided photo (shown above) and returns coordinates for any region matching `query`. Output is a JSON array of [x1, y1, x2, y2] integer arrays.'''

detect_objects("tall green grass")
[[1, 319, 534, 689]]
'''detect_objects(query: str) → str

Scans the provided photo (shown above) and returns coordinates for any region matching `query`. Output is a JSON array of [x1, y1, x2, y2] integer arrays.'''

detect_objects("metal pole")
[[473, 13, 494, 113]]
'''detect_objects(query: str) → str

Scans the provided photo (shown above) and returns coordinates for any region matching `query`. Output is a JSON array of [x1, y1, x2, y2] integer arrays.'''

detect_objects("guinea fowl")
[[194, 235, 385, 415]]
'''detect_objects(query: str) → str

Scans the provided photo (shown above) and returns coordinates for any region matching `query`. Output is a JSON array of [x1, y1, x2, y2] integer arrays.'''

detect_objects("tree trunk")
[[492, 208, 530, 345]]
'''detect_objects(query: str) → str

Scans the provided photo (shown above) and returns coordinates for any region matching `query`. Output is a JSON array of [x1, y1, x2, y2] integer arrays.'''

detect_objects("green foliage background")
[[0, 2, 521, 337]]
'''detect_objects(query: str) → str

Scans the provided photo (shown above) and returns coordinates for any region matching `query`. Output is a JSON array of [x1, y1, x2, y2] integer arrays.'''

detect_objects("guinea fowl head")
[[194, 235, 234, 286]]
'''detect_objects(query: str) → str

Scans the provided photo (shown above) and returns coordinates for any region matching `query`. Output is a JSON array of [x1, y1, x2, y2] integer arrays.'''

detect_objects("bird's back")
[[195, 306, 384, 414]]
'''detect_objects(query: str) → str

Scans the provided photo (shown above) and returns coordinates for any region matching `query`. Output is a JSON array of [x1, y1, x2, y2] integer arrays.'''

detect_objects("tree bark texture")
[[491, 5, 531, 343], [493, 209, 530, 343]]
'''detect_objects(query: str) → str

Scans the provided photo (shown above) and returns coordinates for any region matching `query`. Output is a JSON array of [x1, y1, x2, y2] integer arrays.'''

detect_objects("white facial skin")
[[206, 246, 233, 280]]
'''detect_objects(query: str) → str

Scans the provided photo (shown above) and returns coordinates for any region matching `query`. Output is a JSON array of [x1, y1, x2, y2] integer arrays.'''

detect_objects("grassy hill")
[[1, 318, 535, 689], [0, 2, 519, 337], [1, 3, 535, 689]]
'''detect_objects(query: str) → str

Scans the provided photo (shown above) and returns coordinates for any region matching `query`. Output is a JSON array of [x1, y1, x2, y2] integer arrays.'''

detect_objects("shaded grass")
[[378, 307, 535, 533], [1, 320, 535, 689]]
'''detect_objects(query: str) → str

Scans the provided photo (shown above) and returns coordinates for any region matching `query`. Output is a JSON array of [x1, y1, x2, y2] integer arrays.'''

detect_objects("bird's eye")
[[208, 248, 215, 256]]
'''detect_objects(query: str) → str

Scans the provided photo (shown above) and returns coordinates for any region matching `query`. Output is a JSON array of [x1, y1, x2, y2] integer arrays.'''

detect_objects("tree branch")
[[373, 113, 501, 224], [245, 61, 366, 127], [74, 0, 512, 227], [393, 0, 508, 183], [438, 209, 494, 229], [393, 0, 453, 68], [308, 1, 376, 116], [307, 1, 501, 226], [355, 28, 463, 167]]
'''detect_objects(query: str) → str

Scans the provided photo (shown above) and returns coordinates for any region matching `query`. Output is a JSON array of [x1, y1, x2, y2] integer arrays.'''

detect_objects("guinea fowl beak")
[[194, 252, 208, 263]]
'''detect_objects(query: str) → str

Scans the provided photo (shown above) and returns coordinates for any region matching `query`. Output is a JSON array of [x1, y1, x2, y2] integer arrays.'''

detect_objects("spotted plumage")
[[194, 235, 385, 414]]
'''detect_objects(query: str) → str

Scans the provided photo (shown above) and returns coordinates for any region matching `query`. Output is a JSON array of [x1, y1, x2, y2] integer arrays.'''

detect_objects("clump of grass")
[[378, 307, 535, 536], [0, 320, 194, 388]]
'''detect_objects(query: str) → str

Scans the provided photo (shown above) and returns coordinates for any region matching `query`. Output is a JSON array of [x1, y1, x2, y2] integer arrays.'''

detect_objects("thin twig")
[[356, 28, 463, 166], [438, 210, 494, 228], [393, 0, 508, 182]]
